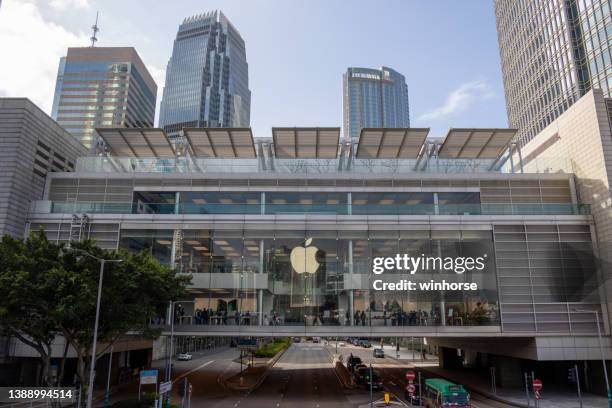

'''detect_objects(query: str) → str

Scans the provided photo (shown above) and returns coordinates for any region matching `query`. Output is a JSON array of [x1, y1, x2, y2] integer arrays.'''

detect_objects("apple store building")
[[26, 127, 610, 377]]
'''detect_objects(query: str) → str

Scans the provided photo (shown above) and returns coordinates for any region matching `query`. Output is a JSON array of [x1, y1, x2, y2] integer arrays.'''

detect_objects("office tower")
[[494, 0, 612, 146], [342, 66, 410, 140], [51, 47, 157, 148], [159, 11, 251, 136], [0, 98, 87, 237]]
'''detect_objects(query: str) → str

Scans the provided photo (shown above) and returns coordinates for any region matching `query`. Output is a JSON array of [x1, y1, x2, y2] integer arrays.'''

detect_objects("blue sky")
[[0, 0, 508, 139]]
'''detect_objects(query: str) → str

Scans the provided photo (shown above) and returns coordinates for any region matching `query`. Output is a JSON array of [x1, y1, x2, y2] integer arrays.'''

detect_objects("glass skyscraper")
[[342, 66, 410, 140], [159, 11, 251, 136], [494, 0, 612, 146], [51, 47, 157, 148]]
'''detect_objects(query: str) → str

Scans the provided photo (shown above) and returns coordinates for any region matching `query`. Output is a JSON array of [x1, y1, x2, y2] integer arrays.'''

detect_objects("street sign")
[[532, 378, 543, 391], [159, 381, 172, 394], [406, 384, 416, 395], [534, 390, 541, 400], [405, 371, 415, 382], [238, 338, 258, 351], [189, 383, 193, 395], [140, 369, 158, 385]]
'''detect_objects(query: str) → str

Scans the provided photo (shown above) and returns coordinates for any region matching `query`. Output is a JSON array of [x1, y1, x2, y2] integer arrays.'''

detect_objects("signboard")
[[532, 379, 543, 391], [406, 384, 416, 395], [405, 371, 415, 382], [238, 338, 258, 351], [159, 381, 172, 394], [140, 369, 158, 385]]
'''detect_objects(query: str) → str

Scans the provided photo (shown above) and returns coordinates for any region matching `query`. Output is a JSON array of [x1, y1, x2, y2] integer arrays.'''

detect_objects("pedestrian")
[[360, 310, 366, 326]]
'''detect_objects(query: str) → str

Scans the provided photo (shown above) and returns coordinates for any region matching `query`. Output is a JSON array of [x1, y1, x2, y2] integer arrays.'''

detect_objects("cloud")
[[48, 0, 90, 11], [417, 80, 496, 122], [0, 1, 88, 113]]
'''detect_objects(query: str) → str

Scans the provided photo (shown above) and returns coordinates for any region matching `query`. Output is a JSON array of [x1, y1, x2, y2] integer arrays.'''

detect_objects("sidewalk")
[[382, 343, 607, 408]]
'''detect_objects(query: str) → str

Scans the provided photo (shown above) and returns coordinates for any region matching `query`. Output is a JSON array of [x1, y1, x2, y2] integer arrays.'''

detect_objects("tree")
[[55, 239, 191, 386], [0, 231, 62, 385], [0, 231, 191, 387]]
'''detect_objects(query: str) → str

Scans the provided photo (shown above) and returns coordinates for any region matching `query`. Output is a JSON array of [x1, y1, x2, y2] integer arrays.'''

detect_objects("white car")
[[177, 353, 192, 361], [338, 341, 346, 347]]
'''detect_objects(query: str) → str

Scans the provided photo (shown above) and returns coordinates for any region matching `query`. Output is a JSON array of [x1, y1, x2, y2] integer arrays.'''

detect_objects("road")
[[168, 347, 241, 405], [158, 341, 512, 407], [208, 342, 350, 408], [335, 341, 512, 408]]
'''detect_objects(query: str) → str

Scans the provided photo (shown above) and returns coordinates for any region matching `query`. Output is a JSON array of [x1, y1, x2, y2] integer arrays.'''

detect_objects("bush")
[[253, 337, 290, 358], [111, 392, 157, 408]]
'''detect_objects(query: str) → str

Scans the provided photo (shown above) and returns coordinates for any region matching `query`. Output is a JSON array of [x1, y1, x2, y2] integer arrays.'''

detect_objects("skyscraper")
[[342, 66, 410, 140], [51, 47, 157, 149], [159, 11, 251, 136], [494, 0, 612, 146]]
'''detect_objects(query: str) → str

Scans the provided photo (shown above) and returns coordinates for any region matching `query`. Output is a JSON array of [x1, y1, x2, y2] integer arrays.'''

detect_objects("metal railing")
[[50, 202, 591, 216]]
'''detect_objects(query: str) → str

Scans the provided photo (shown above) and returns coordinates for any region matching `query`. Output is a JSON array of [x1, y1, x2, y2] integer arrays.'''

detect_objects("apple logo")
[[290, 238, 320, 274]]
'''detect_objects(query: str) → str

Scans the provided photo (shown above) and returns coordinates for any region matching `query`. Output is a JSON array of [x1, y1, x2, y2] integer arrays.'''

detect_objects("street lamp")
[[166, 300, 195, 382], [73, 249, 123, 408], [573, 308, 611, 408]]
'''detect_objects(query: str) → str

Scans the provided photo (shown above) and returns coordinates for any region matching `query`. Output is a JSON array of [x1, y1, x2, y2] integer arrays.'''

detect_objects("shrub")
[[253, 337, 290, 358]]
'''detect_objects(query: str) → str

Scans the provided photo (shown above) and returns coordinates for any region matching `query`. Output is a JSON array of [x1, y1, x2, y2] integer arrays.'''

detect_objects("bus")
[[423, 378, 470, 408]]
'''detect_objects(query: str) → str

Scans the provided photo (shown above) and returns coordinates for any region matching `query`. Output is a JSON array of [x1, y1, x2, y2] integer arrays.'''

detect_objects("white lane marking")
[[173, 359, 214, 383]]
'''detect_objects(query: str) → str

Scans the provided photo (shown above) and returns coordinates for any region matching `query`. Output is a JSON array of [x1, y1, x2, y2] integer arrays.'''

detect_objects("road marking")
[[173, 359, 214, 383]]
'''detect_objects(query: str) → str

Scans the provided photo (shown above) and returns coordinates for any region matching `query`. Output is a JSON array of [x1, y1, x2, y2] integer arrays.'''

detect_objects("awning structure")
[[438, 128, 517, 159], [272, 127, 340, 158], [183, 128, 256, 158], [355, 128, 429, 158], [96, 128, 175, 157]]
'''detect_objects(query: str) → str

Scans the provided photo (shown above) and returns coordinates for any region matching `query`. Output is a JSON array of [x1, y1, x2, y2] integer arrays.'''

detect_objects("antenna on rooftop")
[[90, 12, 100, 47]]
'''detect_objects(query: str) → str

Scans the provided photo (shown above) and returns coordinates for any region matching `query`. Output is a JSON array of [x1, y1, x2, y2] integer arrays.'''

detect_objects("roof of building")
[[272, 127, 340, 159], [438, 128, 517, 159], [356, 128, 429, 159], [96, 128, 175, 157], [95, 126, 518, 162], [183, 128, 256, 158]]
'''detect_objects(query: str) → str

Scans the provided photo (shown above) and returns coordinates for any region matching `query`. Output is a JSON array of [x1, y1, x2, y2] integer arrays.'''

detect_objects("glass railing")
[[75, 156, 576, 175], [50, 202, 591, 216]]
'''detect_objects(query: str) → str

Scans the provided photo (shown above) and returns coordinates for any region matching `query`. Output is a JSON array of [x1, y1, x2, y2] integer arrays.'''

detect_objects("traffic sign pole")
[[418, 371, 422, 405]]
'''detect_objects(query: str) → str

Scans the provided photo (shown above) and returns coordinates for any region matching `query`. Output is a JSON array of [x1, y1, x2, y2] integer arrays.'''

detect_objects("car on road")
[[354, 365, 369, 384], [177, 353, 192, 361], [312, 337, 321, 343], [293, 337, 301, 343], [338, 341, 346, 347], [373, 348, 385, 358], [347, 355, 363, 372], [363, 372, 384, 391], [359, 339, 372, 348]]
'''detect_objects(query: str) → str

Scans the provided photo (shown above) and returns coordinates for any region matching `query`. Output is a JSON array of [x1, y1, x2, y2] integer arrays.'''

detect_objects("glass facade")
[[494, 0, 612, 146], [343, 66, 410, 140], [159, 11, 251, 136], [120, 228, 501, 328], [51, 48, 157, 148]]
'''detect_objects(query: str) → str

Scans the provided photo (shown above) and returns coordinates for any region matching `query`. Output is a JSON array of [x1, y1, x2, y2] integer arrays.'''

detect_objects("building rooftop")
[[85, 126, 570, 175]]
